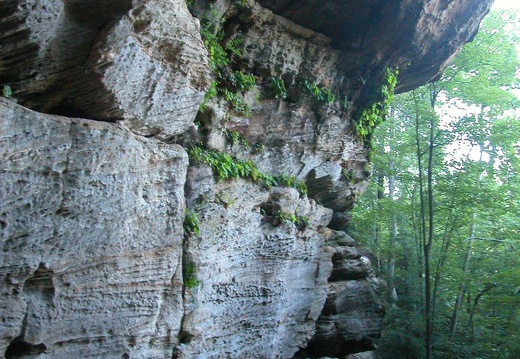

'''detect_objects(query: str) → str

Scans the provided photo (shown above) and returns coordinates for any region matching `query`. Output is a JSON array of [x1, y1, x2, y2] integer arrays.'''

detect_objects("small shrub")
[[270, 77, 287, 99], [198, 7, 254, 117], [200, 80, 218, 112], [275, 174, 308, 197], [354, 67, 399, 147], [231, 71, 256, 92], [223, 89, 252, 116], [183, 210, 200, 236], [225, 129, 250, 149], [302, 80, 335, 105], [226, 37, 243, 58], [321, 88, 336, 105], [188, 147, 307, 197], [272, 210, 310, 228], [340, 95, 351, 111], [184, 262, 199, 289]]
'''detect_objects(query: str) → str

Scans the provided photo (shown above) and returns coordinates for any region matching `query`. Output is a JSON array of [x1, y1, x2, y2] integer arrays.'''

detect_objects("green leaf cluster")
[[302, 80, 336, 105], [231, 71, 256, 92], [225, 129, 250, 149], [183, 262, 199, 289], [269, 77, 288, 99], [272, 210, 310, 228], [188, 146, 307, 196], [223, 89, 252, 117], [198, 6, 256, 117], [354, 67, 399, 147], [183, 210, 200, 236]]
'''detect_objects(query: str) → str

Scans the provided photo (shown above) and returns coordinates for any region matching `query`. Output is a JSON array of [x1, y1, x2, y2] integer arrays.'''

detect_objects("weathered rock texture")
[[178, 179, 334, 358], [0, 0, 493, 358], [0, 98, 187, 358], [257, 0, 493, 93], [300, 232, 385, 358], [0, 0, 210, 139]]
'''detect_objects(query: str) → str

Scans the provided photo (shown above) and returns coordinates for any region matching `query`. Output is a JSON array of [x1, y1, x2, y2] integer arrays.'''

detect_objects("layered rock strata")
[[0, 0, 210, 139], [0, 0, 493, 358], [0, 98, 187, 358]]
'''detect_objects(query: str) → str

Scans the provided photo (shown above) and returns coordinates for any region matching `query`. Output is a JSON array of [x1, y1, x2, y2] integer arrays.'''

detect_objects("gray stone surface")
[[256, 0, 494, 92], [300, 233, 385, 358], [0, 0, 210, 139], [0, 98, 188, 358], [178, 178, 334, 359]]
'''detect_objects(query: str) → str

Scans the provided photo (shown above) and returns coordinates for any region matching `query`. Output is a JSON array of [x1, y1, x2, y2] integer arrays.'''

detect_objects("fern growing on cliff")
[[188, 146, 307, 197], [198, 5, 256, 117], [354, 67, 399, 148]]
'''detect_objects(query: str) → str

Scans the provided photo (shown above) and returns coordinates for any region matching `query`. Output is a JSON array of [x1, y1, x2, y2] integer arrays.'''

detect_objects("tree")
[[349, 8, 520, 358]]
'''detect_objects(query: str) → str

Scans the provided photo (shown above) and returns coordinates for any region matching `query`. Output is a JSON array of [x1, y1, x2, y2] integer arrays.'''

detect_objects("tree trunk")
[[468, 283, 497, 342], [387, 114, 398, 306], [450, 215, 475, 341], [413, 89, 434, 359]]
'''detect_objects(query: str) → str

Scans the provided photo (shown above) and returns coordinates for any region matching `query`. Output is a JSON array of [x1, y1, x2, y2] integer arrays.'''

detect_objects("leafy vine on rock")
[[354, 67, 399, 148]]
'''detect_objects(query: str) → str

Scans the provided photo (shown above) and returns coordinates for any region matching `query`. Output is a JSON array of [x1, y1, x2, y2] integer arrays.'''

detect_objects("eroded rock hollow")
[[1, 0, 492, 358]]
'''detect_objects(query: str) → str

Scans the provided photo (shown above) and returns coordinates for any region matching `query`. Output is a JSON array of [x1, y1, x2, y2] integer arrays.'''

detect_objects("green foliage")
[[200, 79, 218, 112], [231, 71, 256, 92], [198, 6, 256, 117], [2, 85, 11, 98], [183, 210, 200, 236], [350, 10, 520, 358], [183, 262, 199, 289], [340, 95, 351, 111], [269, 77, 288, 99], [342, 168, 359, 184], [274, 174, 308, 197], [302, 80, 336, 105], [375, 309, 426, 359], [225, 129, 250, 149], [223, 89, 252, 116], [199, 7, 227, 72], [188, 146, 307, 196], [226, 38, 243, 58], [272, 210, 309, 228], [354, 67, 399, 147]]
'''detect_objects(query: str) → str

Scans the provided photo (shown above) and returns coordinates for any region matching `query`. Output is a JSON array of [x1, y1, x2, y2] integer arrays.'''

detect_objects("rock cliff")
[[0, 0, 492, 358]]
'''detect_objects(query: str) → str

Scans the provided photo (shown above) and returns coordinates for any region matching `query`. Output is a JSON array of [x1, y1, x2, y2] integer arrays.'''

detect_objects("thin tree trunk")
[[425, 104, 435, 359], [413, 89, 434, 359], [450, 214, 476, 341], [387, 114, 398, 306], [468, 283, 497, 342]]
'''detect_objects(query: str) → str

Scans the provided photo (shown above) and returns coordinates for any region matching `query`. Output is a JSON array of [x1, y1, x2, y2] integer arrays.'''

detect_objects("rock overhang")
[[257, 0, 494, 93]]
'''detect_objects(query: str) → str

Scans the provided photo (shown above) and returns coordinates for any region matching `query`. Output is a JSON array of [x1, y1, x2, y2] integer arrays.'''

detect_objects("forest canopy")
[[348, 8, 520, 359]]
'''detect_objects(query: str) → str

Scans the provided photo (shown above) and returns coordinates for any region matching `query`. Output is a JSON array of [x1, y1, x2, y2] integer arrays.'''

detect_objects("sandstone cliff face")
[[0, 0, 492, 358]]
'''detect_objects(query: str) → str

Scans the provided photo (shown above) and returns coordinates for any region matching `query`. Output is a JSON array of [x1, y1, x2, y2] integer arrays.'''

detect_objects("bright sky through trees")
[[492, 0, 520, 9]]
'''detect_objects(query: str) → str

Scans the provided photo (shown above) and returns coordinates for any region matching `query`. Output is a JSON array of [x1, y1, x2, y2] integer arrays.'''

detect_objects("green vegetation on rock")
[[301, 79, 336, 105], [183, 262, 199, 289], [183, 210, 200, 236], [188, 146, 307, 197], [198, 6, 256, 117], [354, 67, 399, 147]]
